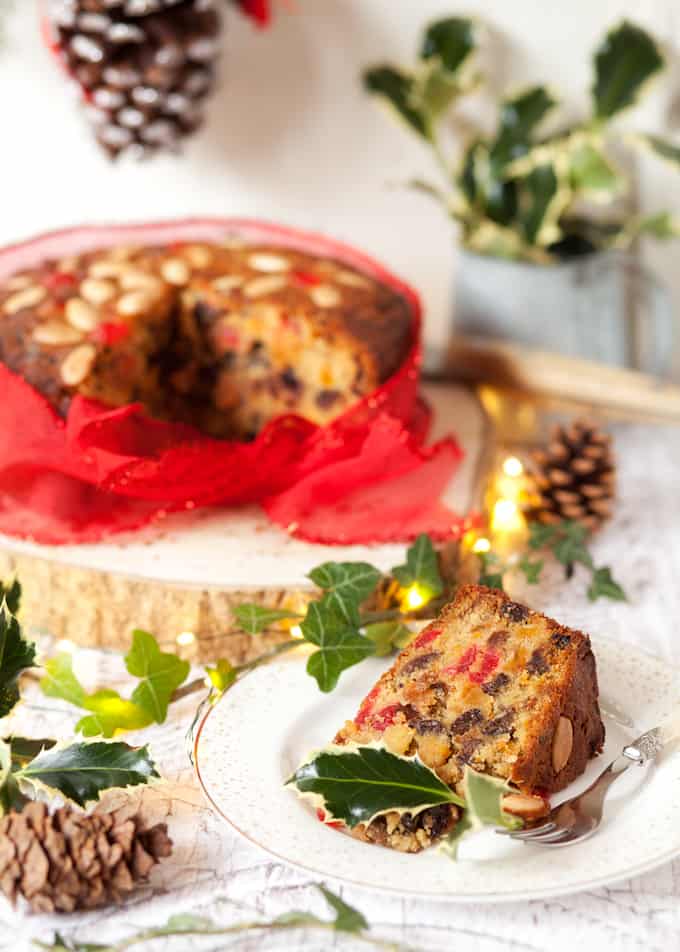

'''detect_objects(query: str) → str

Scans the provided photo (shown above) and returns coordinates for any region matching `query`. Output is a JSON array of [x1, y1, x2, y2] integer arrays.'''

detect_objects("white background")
[[1, 0, 679, 357]]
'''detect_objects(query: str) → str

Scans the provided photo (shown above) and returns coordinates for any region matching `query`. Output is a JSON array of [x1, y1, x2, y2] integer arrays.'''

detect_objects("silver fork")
[[499, 722, 675, 848]]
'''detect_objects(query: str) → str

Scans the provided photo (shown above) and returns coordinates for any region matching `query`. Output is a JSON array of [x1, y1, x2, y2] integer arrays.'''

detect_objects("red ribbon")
[[0, 219, 466, 545]]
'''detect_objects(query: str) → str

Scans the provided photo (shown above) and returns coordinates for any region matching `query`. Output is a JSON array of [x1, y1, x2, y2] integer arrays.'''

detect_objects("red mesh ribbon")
[[236, 0, 272, 26], [0, 219, 465, 545]]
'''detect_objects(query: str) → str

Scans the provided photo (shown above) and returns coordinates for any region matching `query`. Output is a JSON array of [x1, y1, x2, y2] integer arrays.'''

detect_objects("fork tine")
[[500, 822, 556, 840], [520, 827, 571, 844]]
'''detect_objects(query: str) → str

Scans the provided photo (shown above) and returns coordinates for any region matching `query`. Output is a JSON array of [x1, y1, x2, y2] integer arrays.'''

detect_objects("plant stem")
[[234, 639, 301, 675]]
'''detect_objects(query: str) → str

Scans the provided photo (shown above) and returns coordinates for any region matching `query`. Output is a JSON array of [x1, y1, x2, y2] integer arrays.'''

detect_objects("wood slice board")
[[0, 384, 492, 661]]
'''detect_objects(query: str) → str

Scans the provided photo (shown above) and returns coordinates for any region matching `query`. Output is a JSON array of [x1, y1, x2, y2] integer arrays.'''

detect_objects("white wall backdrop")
[[1, 0, 679, 356]]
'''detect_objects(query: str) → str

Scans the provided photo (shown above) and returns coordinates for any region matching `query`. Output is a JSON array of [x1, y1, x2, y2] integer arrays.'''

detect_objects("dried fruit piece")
[[80, 278, 117, 305], [65, 298, 99, 332], [3, 285, 47, 314]]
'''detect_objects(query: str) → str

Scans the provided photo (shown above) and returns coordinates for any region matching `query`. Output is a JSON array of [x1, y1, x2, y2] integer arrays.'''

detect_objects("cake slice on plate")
[[333, 584, 605, 852]]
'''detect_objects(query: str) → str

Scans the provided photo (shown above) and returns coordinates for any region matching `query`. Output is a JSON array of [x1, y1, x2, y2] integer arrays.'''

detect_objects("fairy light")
[[502, 456, 524, 478], [176, 631, 196, 647], [55, 638, 76, 653], [492, 499, 523, 533], [401, 583, 428, 611], [290, 625, 303, 639], [472, 536, 491, 553]]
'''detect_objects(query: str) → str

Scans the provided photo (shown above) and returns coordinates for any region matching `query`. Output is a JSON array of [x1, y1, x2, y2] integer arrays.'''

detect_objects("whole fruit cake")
[[0, 240, 413, 439], [333, 585, 605, 852]]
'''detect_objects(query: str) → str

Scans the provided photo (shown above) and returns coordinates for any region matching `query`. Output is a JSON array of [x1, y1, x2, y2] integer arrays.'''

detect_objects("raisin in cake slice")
[[333, 584, 605, 852]]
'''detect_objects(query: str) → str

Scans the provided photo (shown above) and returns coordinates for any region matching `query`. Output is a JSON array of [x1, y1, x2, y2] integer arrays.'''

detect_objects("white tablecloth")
[[3, 421, 680, 952]]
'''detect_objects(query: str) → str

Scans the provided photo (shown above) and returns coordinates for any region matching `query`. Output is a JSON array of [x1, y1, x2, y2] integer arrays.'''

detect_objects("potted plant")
[[363, 18, 679, 377]]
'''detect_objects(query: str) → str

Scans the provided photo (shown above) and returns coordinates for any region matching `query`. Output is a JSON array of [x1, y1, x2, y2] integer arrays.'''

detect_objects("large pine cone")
[[528, 419, 616, 532], [0, 801, 172, 913], [48, 0, 221, 158]]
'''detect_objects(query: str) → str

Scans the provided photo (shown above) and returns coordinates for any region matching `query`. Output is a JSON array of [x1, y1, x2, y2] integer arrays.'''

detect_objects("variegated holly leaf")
[[517, 162, 569, 247], [440, 769, 521, 857], [0, 599, 36, 718], [0, 578, 21, 615], [302, 602, 375, 693], [233, 603, 301, 634], [629, 211, 680, 240], [490, 86, 557, 170], [126, 629, 190, 724], [308, 561, 381, 626], [363, 65, 430, 139], [287, 744, 463, 826], [569, 142, 623, 196], [420, 16, 477, 74], [16, 740, 159, 807], [391, 533, 444, 602], [592, 20, 663, 119], [415, 16, 479, 118], [635, 133, 680, 167]]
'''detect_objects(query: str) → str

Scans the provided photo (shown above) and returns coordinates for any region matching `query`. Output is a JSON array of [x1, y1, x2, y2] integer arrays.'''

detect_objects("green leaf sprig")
[[0, 592, 36, 719], [476, 519, 626, 602], [41, 629, 191, 737], [287, 743, 521, 861], [364, 17, 679, 261], [233, 534, 446, 693], [35, 884, 415, 952]]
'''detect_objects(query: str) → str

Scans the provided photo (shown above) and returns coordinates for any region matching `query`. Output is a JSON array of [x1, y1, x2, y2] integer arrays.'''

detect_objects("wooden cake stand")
[[0, 384, 492, 662]]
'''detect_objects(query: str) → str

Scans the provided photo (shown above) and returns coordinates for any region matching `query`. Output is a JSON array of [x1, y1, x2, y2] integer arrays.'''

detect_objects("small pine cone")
[[0, 801, 172, 914], [48, 0, 221, 158], [527, 419, 616, 532]]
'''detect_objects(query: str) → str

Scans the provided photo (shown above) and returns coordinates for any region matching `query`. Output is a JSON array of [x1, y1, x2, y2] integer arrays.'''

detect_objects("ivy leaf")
[[126, 630, 190, 724], [0, 578, 21, 615], [317, 884, 368, 934], [308, 562, 381, 626], [302, 603, 375, 693], [76, 691, 152, 738], [0, 599, 36, 718], [363, 621, 413, 657], [391, 534, 443, 601], [205, 658, 237, 693], [233, 603, 300, 634], [363, 65, 430, 140], [490, 86, 558, 169], [518, 555, 543, 585], [592, 20, 663, 119], [551, 522, 594, 570], [287, 744, 462, 827], [528, 521, 559, 550], [16, 740, 159, 808], [588, 566, 627, 602], [41, 653, 87, 708], [41, 654, 152, 738]]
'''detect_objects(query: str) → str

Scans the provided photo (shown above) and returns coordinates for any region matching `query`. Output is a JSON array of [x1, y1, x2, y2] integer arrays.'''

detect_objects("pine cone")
[[527, 419, 616, 532], [48, 0, 221, 158], [0, 801, 172, 913]]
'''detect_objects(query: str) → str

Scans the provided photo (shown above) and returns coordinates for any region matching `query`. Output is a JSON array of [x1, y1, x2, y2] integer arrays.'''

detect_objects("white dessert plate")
[[194, 638, 680, 902]]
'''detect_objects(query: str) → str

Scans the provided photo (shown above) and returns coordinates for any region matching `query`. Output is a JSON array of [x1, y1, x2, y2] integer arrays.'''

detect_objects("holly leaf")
[[308, 561, 381, 626], [16, 740, 159, 807], [587, 566, 627, 602], [517, 162, 567, 247], [391, 534, 443, 601], [569, 142, 623, 196], [126, 629, 190, 724], [463, 768, 521, 829], [592, 20, 663, 119], [363, 65, 430, 140], [0, 599, 36, 718], [629, 210, 680, 240], [635, 134, 680, 169], [317, 884, 368, 934], [302, 602, 375, 693], [0, 578, 21, 615], [287, 744, 462, 827], [420, 16, 476, 74], [363, 621, 413, 657], [233, 603, 301, 634], [439, 810, 475, 859], [518, 555, 543, 585], [205, 658, 237, 692], [490, 86, 558, 169]]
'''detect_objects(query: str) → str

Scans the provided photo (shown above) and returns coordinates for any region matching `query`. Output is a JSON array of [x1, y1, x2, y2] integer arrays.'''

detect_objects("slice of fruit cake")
[[333, 584, 605, 852]]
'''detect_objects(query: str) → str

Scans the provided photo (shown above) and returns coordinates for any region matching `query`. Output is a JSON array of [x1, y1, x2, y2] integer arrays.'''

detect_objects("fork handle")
[[623, 713, 680, 765]]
